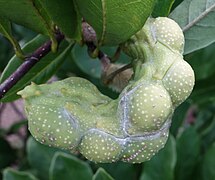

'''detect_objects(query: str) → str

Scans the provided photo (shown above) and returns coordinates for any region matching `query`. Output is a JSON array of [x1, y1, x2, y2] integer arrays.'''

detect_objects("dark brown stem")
[[82, 22, 132, 88], [111, 46, 121, 62], [0, 32, 64, 99], [82, 22, 110, 60]]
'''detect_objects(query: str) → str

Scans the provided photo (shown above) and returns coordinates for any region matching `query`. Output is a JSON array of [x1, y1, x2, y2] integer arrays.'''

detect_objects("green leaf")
[[72, 44, 102, 78], [95, 162, 136, 180], [186, 43, 215, 80], [170, 101, 191, 136], [201, 118, 215, 150], [193, 108, 214, 133], [0, 36, 14, 71], [175, 127, 201, 180], [140, 135, 176, 180], [72, 45, 131, 79], [93, 168, 114, 180], [152, 0, 175, 17], [0, 138, 15, 169], [49, 152, 93, 180], [188, 44, 215, 107], [0, 35, 48, 83], [0, 35, 74, 102], [0, 0, 55, 43], [27, 136, 63, 180], [34, 0, 81, 40], [0, 17, 23, 58], [74, 0, 155, 45], [0, 1, 81, 45], [190, 73, 215, 106], [194, 106, 215, 150], [171, 0, 183, 10], [0, 17, 12, 37], [169, 0, 215, 54], [201, 143, 215, 180], [3, 168, 38, 180]]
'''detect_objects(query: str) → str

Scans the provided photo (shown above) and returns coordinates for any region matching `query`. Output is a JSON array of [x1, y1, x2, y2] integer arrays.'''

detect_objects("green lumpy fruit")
[[18, 17, 195, 163], [79, 130, 123, 163], [152, 17, 185, 53], [122, 129, 169, 163], [120, 81, 172, 135], [163, 60, 195, 106]]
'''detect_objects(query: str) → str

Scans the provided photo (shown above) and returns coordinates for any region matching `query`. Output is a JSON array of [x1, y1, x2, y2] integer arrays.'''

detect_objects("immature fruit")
[[121, 128, 169, 163], [152, 17, 185, 53], [119, 81, 173, 135], [19, 17, 195, 163], [79, 130, 123, 163], [19, 76, 173, 163], [163, 59, 195, 106], [122, 16, 195, 106]]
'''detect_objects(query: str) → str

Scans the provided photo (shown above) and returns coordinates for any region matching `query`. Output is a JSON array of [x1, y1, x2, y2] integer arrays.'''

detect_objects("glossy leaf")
[[0, 0, 55, 41], [0, 35, 74, 102], [27, 137, 64, 180], [93, 168, 114, 180], [175, 127, 201, 180], [0, 35, 48, 83], [0, 17, 23, 58], [35, 0, 81, 40], [201, 144, 215, 180], [169, 0, 215, 54], [75, 0, 155, 45], [140, 135, 176, 180], [0, 1, 81, 41], [152, 0, 175, 17], [3, 168, 38, 180], [49, 152, 93, 180]]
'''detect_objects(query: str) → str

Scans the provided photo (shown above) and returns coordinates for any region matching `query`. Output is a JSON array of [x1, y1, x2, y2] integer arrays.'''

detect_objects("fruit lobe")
[[18, 17, 195, 163]]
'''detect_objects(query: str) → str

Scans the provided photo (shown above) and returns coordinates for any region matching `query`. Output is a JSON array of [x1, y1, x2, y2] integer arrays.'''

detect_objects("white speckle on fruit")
[[18, 16, 194, 164]]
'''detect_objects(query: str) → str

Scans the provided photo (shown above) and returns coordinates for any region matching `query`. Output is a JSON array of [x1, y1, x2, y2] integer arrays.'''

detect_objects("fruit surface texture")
[[18, 17, 195, 163]]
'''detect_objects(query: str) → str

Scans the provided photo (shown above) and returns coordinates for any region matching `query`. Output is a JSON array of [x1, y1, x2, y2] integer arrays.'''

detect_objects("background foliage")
[[0, 0, 215, 179]]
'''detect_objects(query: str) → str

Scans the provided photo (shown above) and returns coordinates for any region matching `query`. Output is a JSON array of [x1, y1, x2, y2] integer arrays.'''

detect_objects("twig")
[[82, 22, 133, 88], [102, 63, 133, 85], [0, 32, 64, 99], [82, 22, 108, 61], [0, 22, 127, 100]]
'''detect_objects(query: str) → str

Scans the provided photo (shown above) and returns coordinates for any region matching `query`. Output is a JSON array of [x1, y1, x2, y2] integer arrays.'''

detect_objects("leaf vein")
[[100, 0, 107, 45], [183, 2, 215, 32]]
